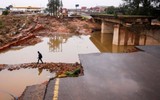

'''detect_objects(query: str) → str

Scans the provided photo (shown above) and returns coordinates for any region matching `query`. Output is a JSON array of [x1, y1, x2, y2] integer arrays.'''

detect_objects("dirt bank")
[[0, 15, 100, 52]]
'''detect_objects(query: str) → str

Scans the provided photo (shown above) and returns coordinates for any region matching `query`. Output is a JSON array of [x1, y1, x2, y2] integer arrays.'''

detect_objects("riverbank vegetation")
[[105, 0, 160, 20]]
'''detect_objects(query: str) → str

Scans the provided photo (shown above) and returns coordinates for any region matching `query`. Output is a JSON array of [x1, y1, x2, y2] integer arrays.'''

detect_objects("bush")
[[2, 10, 9, 15], [65, 68, 81, 77]]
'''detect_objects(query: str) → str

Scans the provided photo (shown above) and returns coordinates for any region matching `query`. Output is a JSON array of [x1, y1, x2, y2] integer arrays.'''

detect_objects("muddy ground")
[[0, 15, 100, 48]]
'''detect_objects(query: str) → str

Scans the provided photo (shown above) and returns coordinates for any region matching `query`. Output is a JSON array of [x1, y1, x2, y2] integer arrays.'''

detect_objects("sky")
[[1, 0, 123, 8]]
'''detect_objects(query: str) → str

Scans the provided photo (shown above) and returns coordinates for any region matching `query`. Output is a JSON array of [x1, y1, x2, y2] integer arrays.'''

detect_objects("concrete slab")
[[57, 52, 160, 100], [136, 46, 160, 59]]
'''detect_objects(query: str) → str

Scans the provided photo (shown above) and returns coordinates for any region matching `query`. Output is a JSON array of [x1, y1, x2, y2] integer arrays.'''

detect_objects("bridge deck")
[[91, 14, 154, 25], [91, 14, 154, 19]]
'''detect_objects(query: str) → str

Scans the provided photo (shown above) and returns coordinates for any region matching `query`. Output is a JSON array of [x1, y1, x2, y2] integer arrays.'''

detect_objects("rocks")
[[1, 62, 83, 77]]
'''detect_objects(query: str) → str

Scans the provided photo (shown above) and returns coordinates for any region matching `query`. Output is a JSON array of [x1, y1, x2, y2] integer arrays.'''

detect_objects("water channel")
[[0, 32, 159, 99]]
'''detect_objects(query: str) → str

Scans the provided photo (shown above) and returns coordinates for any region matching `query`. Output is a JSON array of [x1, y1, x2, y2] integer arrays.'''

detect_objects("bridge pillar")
[[101, 20, 114, 34], [112, 24, 120, 45]]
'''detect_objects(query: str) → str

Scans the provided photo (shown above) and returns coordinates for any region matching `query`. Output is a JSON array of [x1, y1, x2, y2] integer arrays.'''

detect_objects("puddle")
[[0, 68, 54, 98]]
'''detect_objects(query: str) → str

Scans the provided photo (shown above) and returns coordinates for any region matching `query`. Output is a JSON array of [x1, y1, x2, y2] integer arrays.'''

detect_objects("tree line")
[[105, 0, 160, 18]]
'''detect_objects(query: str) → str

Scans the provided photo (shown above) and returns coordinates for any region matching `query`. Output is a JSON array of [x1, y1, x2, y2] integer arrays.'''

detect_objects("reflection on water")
[[0, 91, 15, 100], [1, 33, 158, 65], [0, 32, 159, 99], [0, 34, 100, 98], [90, 32, 135, 53], [48, 34, 69, 52], [0, 35, 99, 64], [91, 30, 160, 53], [0, 68, 54, 98]]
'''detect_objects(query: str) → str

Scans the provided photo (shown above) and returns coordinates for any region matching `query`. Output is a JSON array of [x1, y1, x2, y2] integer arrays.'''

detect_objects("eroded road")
[[43, 46, 160, 100]]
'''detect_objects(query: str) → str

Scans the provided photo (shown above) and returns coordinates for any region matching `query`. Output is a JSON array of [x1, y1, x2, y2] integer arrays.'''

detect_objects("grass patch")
[[58, 68, 81, 78], [65, 68, 81, 77]]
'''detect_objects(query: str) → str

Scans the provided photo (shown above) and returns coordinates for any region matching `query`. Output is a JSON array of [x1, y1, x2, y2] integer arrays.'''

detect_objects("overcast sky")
[[1, 0, 123, 8]]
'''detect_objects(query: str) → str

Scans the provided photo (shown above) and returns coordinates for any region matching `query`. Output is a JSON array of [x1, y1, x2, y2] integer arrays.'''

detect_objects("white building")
[[10, 6, 44, 14]]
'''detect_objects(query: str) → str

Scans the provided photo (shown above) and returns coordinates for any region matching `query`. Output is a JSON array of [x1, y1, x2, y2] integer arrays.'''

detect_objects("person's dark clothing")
[[37, 51, 43, 64]]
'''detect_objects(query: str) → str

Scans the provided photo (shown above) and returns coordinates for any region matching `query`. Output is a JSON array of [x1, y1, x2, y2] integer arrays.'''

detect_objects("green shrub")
[[65, 68, 81, 77], [2, 10, 9, 15]]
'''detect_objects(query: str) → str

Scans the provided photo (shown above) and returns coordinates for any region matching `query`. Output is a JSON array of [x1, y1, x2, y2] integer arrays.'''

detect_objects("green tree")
[[122, 0, 141, 15], [105, 6, 116, 14], [2, 10, 9, 15], [47, 0, 62, 17], [121, 0, 160, 16]]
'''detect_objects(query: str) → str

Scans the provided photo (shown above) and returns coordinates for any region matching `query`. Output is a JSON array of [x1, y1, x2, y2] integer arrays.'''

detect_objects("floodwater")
[[0, 34, 100, 99], [0, 68, 54, 99], [0, 35, 99, 64], [0, 33, 159, 99], [90, 32, 135, 52]]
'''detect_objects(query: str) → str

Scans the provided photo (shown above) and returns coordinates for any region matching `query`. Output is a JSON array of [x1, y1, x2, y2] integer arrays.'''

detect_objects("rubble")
[[1, 62, 83, 77]]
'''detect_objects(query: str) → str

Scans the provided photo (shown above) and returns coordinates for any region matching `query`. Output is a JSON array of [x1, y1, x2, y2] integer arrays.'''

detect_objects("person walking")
[[37, 51, 43, 64]]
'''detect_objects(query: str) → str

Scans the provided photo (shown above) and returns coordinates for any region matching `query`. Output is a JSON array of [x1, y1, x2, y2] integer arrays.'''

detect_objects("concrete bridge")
[[91, 14, 154, 45]]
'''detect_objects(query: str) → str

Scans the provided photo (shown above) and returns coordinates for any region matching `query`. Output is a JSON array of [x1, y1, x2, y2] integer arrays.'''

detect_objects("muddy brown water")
[[0, 33, 159, 99], [0, 34, 100, 99], [0, 35, 99, 64], [0, 68, 54, 99]]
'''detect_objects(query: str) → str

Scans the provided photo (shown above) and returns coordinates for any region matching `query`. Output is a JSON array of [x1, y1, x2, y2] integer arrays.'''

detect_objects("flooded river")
[[0, 35, 99, 64], [0, 32, 159, 99], [0, 34, 100, 99]]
